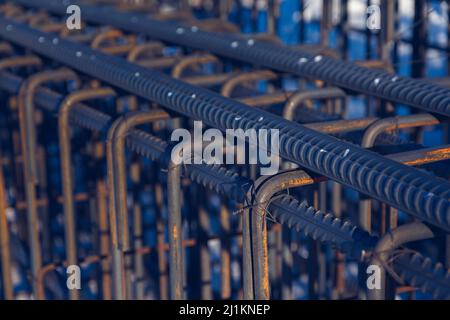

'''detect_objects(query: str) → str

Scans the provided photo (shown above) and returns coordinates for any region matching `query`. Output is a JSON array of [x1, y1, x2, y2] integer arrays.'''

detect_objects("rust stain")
[[311, 119, 374, 133], [175, 286, 182, 299], [280, 177, 314, 190], [172, 224, 178, 241], [262, 226, 270, 298]]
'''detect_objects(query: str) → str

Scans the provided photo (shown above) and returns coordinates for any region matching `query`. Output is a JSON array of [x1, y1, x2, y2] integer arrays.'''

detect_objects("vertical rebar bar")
[[59, 87, 116, 300], [168, 160, 184, 299], [412, 0, 427, 78], [251, 170, 316, 299], [108, 110, 169, 299], [18, 68, 78, 299], [359, 114, 440, 231]]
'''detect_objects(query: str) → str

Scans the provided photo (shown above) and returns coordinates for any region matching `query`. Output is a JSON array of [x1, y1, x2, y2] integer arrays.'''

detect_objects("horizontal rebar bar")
[[0, 18, 449, 232]]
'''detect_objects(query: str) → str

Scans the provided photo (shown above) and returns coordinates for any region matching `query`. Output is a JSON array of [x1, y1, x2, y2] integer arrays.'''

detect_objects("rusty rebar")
[[171, 54, 219, 79], [221, 70, 277, 98], [0, 154, 13, 299], [0, 55, 41, 70], [58, 87, 116, 300], [282, 87, 347, 121], [248, 170, 318, 300], [359, 113, 441, 232], [106, 110, 169, 299], [17, 68, 78, 299]]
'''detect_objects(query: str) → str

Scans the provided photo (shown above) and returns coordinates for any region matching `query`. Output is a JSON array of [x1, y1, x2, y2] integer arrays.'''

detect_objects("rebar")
[[368, 222, 435, 300], [0, 155, 13, 299], [0, 1, 449, 301], [1, 17, 448, 234], [17, 68, 78, 299], [16, 0, 450, 116], [58, 87, 115, 300], [106, 110, 169, 300]]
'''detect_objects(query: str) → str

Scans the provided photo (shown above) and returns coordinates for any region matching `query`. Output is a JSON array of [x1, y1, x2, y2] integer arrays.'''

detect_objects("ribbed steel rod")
[[394, 252, 450, 299], [270, 196, 450, 299], [13, 0, 450, 117], [0, 157, 13, 299], [1, 68, 449, 300], [359, 113, 441, 232], [0, 70, 250, 201], [0, 18, 449, 233]]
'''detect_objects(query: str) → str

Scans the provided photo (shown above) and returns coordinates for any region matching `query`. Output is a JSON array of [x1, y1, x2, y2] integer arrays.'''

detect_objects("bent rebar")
[[282, 87, 347, 121], [107, 110, 170, 300], [248, 170, 320, 300], [2, 18, 450, 233], [359, 113, 441, 232], [58, 87, 116, 300], [17, 68, 78, 299]]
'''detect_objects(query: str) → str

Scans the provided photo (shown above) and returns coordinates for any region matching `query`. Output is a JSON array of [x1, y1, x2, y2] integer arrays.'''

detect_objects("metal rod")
[[106, 117, 126, 300], [250, 170, 317, 299], [238, 92, 293, 108], [127, 42, 165, 62], [167, 150, 185, 300], [24, 0, 449, 116], [172, 55, 219, 79], [368, 222, 435, 300], [283, 87, 347, 121], [220, 202, 232, 299], [361, 114, 440, 148], [0, 154, 13, 299], [58, 87, 115, 300], [0, 5, 449, 300], [107, 110, 169, 299], [1, 18, 449, 233], [96, 180, 112, 300], [0, 55, 41, 70], [359, 113, 441, 232], [17, 68, 78, 299], [221, 70, 277, 97]]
